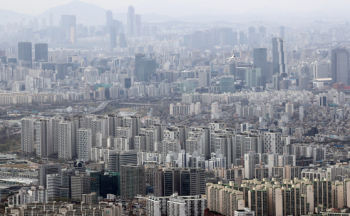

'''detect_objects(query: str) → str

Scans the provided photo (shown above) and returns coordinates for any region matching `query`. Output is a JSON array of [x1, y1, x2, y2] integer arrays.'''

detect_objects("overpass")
[[88, 100, 151, 114]]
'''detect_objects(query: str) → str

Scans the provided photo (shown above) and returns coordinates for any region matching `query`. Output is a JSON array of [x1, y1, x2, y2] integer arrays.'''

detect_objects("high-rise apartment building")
[[206, 182, 245, 215], [58, 120, 76, 160], [51, 116, 62, 154], [147, 194, 207, 216], [244, 152, 261, 179], [21, 117, 34, 154], [263, 132, 283, 154], [35, 118, 53, 157], [77, 128, 92, 162], [124, 116, 140, 138]]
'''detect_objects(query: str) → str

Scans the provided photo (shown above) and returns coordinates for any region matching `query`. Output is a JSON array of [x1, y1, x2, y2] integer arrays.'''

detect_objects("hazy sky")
[[2, 0, 350, 16]]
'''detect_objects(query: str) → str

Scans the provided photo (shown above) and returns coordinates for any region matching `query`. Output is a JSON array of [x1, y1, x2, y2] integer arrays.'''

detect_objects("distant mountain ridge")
[[0, 0, 349, 26]]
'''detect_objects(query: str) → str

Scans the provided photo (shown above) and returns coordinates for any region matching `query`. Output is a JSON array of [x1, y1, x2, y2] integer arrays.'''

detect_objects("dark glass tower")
[[35, 43, 48, 62], [18, 42, 32, 67]]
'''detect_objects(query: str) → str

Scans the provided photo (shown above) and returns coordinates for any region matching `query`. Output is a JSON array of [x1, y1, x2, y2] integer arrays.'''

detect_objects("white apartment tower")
[[58, 120, 76, 160], [77, 128, 92, 162], [35, 118, 53, 157], [21, 117, 35, 154]]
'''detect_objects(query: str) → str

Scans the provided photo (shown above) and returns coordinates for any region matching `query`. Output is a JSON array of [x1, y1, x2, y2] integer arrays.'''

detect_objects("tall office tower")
[[38, 164, 62, 187], [162, 168, 180, 196], [90, 172, 102, 196], [108, 151, 119, 172], [259, 26, 266, 42], [239, 31, 245, 45], [71, 174, 91, 201], [180, 169, 205, 196], [56, 63, 69, 80], [46, 174, 61, 200], [106, 10, 113, 32], [273, 73, 282, 90], [42, 18, 47, 28], [35, 118, 53, 158], [127, 6, 135, 36], [299, 76, 309, 90], [119, 33, 128, 48], [219, 28, 234, 45], [101, 172, 120, 197], [248, 26, 256, 34], [272, 37, 287, 75], [60, 169, 73, 198], [150, 26, 157, 37], [277, 38, 287, 75], [120, 164, 145, 199], [245, 68, 262, 88], [135, 14, 141, 36], [152, 169, 164, 196], [253, 48, 268, 81], [142, 26, 150, 36], [49, 13, 53, 26], [58, 120, 76, 160], [331, 48, 350, 85], [279, 26, 285, 38], [110, 26, 117, 51], [61, 15, 76, 44], [198, 67, 211, 87], [312, 61, 329, 79], [21, 117, 34, 154], [34, 18, 38, 30], [229, 61, 236, 77], [35, 43, 48, 62], [272, 38, 279, 74], [77, 128, 92, 162], [18, 42, 32, 67], [263, 132, 283, 154], [108, 150, 138, 173], [134, 53, 157, 82]]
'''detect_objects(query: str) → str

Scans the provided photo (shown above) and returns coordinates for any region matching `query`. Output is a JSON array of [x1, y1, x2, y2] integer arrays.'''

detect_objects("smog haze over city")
[[1, 0, 350, 215]]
